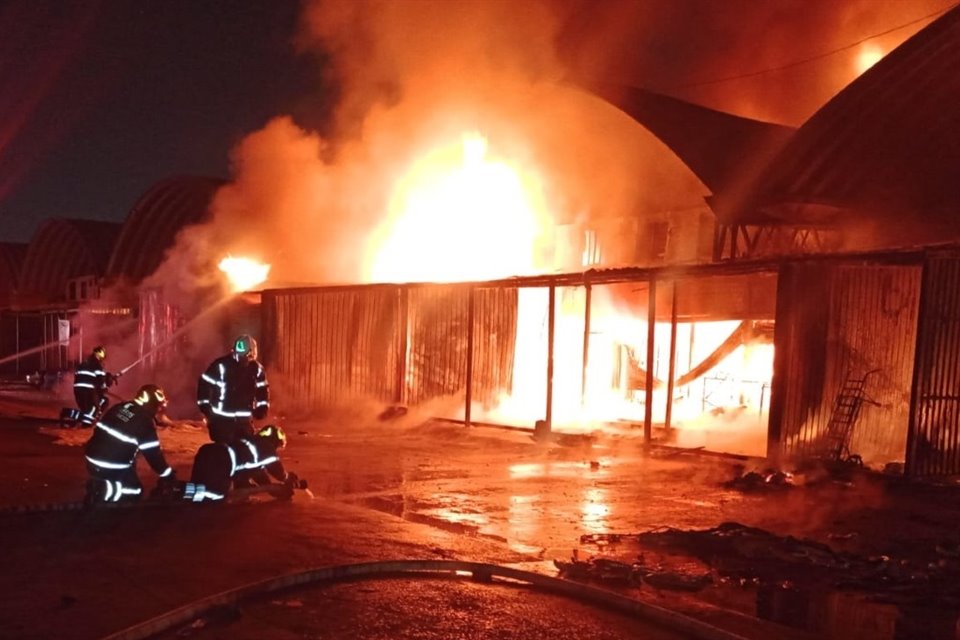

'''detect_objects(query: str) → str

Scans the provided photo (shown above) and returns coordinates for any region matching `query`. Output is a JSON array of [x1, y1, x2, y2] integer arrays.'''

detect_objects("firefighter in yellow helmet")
[[71, 345, 120, 428], [83, 384, 177, 504], [180, 424, 303, 502]]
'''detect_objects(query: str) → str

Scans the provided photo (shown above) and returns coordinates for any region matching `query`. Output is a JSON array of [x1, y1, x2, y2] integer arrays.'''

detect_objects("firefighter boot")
[[83, 479, 107, 506]]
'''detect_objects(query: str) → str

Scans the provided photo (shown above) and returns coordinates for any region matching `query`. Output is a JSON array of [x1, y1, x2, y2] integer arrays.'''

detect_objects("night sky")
[[0, 0, 329, 243]]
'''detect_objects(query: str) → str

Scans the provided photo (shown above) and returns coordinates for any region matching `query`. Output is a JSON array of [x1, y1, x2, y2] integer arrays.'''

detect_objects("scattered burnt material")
[[637, 521, 960, 606], [378, 405, 408, 421], [723, 468, 794, 492], [553, 555, 712, 592]]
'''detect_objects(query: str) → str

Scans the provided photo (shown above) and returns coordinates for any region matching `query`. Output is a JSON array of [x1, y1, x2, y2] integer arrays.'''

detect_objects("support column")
[[545, 284, 556, 432], [580, 283, 592, 406], [665, 281, 678, 432], [644, 279, 656, 444]]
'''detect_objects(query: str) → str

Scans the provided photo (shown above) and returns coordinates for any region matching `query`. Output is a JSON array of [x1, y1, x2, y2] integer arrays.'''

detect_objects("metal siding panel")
[[908, 254, 960, 476], [778, 262, 920, 465]]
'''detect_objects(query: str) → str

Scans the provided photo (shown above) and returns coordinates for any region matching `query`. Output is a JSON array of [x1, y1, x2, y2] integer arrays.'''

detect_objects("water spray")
[[0, 335, 80, 368], [115, 293, 236, 376]]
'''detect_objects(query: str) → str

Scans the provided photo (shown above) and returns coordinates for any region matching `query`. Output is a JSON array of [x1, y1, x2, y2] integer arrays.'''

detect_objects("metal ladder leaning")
[[822, 369, 880, 463]]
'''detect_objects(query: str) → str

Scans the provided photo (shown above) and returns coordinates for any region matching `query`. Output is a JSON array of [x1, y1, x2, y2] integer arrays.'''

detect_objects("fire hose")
[[98, 560, 750, 640]]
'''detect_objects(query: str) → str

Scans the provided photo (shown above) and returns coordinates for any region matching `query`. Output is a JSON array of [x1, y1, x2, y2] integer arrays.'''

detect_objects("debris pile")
[[554, 555, 712, 592], [723, 468, 794, 492], [636, 521, 960, 606]]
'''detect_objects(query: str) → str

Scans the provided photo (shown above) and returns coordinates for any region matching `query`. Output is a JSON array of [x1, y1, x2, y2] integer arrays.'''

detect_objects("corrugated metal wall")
[[772, 261, 921, 465], [263, 286, 403, 414], [261, 285, 517, 415], [908, 253, 960, 476], [472, 287, 518, 408]]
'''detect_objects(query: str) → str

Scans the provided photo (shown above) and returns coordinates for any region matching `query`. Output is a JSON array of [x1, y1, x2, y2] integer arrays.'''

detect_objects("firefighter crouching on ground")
[[70, 345, 120, 428], [84, 384, 177, 504], [196, 334, 270, 444], [181, 425, 305, 502]]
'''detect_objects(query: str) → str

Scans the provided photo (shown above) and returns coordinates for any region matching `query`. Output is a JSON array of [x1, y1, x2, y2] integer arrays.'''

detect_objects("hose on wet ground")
[[99, 560, 750, 640]]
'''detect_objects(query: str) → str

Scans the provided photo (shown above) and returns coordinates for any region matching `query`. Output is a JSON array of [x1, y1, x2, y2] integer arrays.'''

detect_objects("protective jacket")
[[85, 401, 173, 478], [185, 435, 287, 501], [196, 354, 270, 420], [74, 355, 109, 394]]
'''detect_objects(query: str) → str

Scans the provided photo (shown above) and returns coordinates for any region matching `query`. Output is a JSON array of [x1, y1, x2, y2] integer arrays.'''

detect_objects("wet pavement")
[[154, 578, 687, 640], [4, 389, 960, 639]]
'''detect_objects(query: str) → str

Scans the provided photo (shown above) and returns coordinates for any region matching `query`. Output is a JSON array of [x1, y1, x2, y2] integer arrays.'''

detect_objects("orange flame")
[[366, 132, 551, 283], [368, 131, 772, 454], [218, 256, 271, 292]]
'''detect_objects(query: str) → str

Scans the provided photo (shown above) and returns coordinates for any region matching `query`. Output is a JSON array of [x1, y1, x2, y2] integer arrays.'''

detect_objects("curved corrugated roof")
[[106, 175, 225, 283], [19, 219, 120, 300], [585, 83, 795, 198], [0, 242, 26, 299], [734, 5, 960, 229]]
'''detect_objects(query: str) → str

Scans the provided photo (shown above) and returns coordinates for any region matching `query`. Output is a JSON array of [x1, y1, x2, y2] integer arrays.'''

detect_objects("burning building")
[[251, 3, 960, 478], [3, 1, 958, 478]]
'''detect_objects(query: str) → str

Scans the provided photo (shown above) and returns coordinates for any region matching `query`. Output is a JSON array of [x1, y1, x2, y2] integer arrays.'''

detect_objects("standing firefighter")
[[72, 346, 118, 427], [84, 384, 176, 504], [196, 334, 270, 444], [181, 424, 303, 502]]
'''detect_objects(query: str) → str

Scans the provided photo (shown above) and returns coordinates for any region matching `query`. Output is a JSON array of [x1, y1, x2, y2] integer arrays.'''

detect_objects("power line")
[[669, 1, 959, 89]]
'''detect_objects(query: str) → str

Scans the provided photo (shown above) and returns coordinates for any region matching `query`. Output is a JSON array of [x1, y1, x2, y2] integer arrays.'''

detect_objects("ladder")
[[822, 370, 880, 462]]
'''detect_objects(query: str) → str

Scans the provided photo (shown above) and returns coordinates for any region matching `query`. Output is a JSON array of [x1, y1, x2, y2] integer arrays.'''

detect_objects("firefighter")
[[196, 334, 270, 444], [71, 346, 119, 428], [83, 384, 177, 504], [181, 424, 302, 502]]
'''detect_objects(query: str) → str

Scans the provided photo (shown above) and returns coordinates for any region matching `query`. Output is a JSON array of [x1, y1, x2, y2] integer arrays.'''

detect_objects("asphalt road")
[[154, 578, 688, 640], [7, 388, 960, 639]]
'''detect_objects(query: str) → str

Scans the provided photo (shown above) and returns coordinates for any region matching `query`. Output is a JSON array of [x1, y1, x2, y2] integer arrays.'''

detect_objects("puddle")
[[749, 583, 960, 640], [354, 494, 507, 543]]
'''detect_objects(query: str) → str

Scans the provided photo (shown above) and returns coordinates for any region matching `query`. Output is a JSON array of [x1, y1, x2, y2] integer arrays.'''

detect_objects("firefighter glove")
[[253, 405, 268, 420]]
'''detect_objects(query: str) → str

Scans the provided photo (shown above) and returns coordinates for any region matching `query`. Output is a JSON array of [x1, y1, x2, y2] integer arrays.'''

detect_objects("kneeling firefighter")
[[84, 384, 176, 503], [181, 424, 304, 502]]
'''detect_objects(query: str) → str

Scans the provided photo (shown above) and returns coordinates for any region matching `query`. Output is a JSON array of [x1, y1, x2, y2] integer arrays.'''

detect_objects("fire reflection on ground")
[[580, 487, 611, 534]]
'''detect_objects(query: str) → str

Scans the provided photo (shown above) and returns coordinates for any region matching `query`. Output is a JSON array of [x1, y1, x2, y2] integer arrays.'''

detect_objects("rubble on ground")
[[636, 521, 960, 606], [554, 555, 712, 592]]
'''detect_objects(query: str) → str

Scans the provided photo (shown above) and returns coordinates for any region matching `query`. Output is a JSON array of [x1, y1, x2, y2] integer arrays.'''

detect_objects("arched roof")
[[19, 219, 120, 300], [585, 82, 795, 198], [0, 242, 26, 299], [106, 175, 225, 283], [734, 5, 960, 229]]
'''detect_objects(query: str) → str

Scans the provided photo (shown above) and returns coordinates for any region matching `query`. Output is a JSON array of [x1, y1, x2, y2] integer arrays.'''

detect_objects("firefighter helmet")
[[232, 334, 258, 361], [133, 384, 168, 414], [92, 346, 106, 361], [257, 424, 287, 449]]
